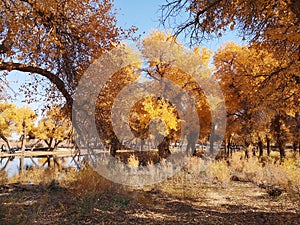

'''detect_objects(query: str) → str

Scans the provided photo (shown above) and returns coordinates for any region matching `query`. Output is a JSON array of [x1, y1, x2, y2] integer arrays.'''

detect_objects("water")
[[0, 155, 83, 179]]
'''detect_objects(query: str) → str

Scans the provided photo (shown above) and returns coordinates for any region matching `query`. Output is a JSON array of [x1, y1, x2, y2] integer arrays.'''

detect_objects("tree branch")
[[0, 62, 73, 108]]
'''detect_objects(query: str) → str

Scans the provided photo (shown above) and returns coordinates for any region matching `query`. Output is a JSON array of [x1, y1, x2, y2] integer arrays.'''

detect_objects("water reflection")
[[0, 155, 83, 179]]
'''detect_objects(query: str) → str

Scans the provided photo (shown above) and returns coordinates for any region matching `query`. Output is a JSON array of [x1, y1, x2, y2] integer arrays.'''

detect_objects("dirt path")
[[0, 181, 299, 225]]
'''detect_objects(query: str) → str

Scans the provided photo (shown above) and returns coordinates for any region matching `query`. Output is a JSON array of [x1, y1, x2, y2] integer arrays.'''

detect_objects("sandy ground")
[[1, 180, 299, 225]]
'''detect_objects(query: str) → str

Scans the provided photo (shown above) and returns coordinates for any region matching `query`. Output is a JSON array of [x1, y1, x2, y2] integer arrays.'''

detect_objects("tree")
[[162, 0, 300, 51], [0, 0, 133, 110], [34, 104, 73, 151], [0, 102, 36, 150], [270, 112, 289, 159], [14, 106, 37, 151], [140, 30, 221, 157], [162, 0, 300, 103], [129, 96, 180, 158], [0, 102, 17, 149], [214, 42, 299, 157], [95, 62, 141, 156], [87, 30, 221, 158]]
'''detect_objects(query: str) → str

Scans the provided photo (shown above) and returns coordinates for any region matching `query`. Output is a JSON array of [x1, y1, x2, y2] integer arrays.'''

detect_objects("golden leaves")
[[214, 41, 300, 142], [34, 104, 72, 143], [0, 0, 127, 100], [130, 96, 179, 137], [0, 102, 36, 138]]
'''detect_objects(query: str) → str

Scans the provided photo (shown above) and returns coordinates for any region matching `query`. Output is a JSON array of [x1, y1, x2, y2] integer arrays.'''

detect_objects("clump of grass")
[[227, 152, 300, 193], [229, 152, 245, 173], [0, 170, 8, 184], [127, 154, 139, 168], [70, 165, 133, 217], [242, 158, 264, 183], [262, 158, 300, 192], [184, 156, 207, 175], [69, 165, 126, 197], [206, 160, 231, 185]]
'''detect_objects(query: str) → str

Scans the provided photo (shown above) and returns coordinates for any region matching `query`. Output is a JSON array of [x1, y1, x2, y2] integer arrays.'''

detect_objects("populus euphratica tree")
[[0, 0, 133, 111]]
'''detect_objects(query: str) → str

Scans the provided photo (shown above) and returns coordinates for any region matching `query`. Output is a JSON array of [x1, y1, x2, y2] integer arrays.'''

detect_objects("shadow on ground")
[[0, 181, 300, 225]]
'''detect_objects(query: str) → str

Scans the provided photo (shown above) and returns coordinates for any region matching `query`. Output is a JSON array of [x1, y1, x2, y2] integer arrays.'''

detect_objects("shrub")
[[206, 160, 231, 184], [127, 154, 139, 168]]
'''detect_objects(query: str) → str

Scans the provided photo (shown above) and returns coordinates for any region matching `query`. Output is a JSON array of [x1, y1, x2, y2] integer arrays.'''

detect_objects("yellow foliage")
[[35, 104, 72, 145], [130, 96, 179, 138], [0, 102, 36, 144]]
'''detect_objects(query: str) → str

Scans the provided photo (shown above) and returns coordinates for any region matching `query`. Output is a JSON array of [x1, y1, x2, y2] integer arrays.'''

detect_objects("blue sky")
[[114, 0, 242, 52]]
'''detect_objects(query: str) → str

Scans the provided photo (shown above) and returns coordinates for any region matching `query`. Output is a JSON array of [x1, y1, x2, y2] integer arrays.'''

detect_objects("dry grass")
[[7, 167, 77, 186], [157, 151, 300, 198], [127, 154, 140, 167], [262, 158, 300, 192], [1, 150, 300, 206], [228, 151, 300, 193], [0, 170, 8, 185], [68, 165, 127, 197], [206, 160, 231, 184]]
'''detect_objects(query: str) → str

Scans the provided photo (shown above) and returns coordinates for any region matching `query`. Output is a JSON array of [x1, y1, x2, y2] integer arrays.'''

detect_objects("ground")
[[1, 179, 299, 225]]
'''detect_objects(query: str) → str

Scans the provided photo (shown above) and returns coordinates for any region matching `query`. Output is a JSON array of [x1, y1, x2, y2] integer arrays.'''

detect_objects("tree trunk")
[[209, 123, 216, 156], [109, 137, 123, 157], [54, 140, 62, 151], [19, 156, 24, 176], [158, 136, 171, 159], [271, 112, 287, 160], [226, 137, 231, 158], [266, 135, 271, 156], [45, 138, 54, 151], [140, 139, 145, 151], [258, 137, 263, 157], [186, 130, 198, 156], [20, 121, 27, 153], [278, 141, 286, 160], [293, 141, 298, 154]]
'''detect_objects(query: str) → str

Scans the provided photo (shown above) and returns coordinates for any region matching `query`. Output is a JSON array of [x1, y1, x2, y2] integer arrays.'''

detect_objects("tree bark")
[[226, 137, 231, 158], [279, 143, 286, 160], [109, 136, 123, 157]]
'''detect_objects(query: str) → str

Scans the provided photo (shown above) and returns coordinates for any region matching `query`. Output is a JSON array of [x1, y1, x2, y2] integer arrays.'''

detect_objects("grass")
[[1, 149, 300, 225], [1, 149, 300, 210], [226, 151, 300, 192]]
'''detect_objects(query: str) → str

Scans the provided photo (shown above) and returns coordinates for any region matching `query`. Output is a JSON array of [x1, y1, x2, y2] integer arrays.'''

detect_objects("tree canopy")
[[162, 0, 300, 50], [0, 0, 134, 110]]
